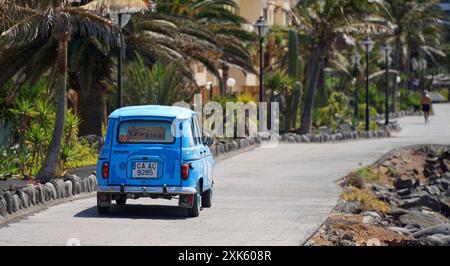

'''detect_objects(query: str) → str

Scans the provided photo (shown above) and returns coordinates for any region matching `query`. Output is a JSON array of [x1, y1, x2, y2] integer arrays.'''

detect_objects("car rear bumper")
[[97, 185, 196, 195]]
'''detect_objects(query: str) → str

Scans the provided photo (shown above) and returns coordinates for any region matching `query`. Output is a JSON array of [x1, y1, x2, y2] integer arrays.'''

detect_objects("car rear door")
[[108, 117, 182, 187]]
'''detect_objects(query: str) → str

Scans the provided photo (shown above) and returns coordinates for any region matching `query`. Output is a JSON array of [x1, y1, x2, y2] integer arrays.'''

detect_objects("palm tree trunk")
[[391, 35, 401, 113], [37, 38, 68, 182], [299, 49, 324, 134], [220, 63, 229, 95], [78, 87, 105, 136], [315, 64, 327, 108]]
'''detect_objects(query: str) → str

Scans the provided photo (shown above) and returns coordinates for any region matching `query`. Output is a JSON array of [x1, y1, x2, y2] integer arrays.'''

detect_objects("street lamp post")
[[112, 13, 132, 109], [254, 16, 269, 103], [82, 0, 151, 109], [361, 37, 374, 131], [206, 81, 213, 102], [381, 42, 392, 126], [351, 52, 361, 122], [226, 78, 236, 95]]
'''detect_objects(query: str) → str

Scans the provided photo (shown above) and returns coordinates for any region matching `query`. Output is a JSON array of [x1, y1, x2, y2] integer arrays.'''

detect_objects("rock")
[[362, 211, 382, 219], [335, 201, 362, 214], [363, 216, 375, 224], [426, 157, 439, 164], [65, 175, 82, 195], [404, 223, 422, 233], [50, 179, 65, 199], [425, 185, 441, 196], [82, 178, 91, 193], [399, 211, 448, 228], [64, 181, 73, 197], [412, 223, 450, 238], [35, 183, 45, 204], [366, 238, 382, 246], [12, 194, 20, 211], [400, 194, 441, 211], [394, 178, 413, 190], [44, 182, 57, 201], [16, 189, 30, 209], [343, 233, 353, 241], [418, 234, 450, 246], [389, 227, 412, 235], [3, 191, 13, 214], [301, 135, 309, 143], [396, 188, 413, 197], [0, 196, 7, 217], [388, 208, 410, 219], [441, 159, 450, 172], [88, 175, 97, 191], [21, 185, 37, 205], [440, 198, 450, 216]]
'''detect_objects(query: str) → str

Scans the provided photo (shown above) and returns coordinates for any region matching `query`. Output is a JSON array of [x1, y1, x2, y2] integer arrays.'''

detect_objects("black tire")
[[116, 199, 127, 205], [201, 188, 213, 208], [97, 206, 110, 214], [97, 192, 111, 214], [188, 183, 201, 217]]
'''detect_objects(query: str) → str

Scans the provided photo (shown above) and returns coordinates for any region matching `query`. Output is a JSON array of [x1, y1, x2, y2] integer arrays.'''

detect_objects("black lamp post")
[[82, 1, 151, 110], [206, 81, 213, 102], [254, 16, 269, 103], [381, 42, 392, 126], [351, 51, 361, 122], [113, 13, 132, 109], [361, 37, 374, 131]]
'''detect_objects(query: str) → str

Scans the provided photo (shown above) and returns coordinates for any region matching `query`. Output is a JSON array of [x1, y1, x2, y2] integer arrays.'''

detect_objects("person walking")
[[421, 90, 432, 124]]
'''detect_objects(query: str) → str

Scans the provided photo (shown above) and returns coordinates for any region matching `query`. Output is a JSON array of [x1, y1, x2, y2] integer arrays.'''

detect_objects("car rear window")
[[118, 121, 175, 144]]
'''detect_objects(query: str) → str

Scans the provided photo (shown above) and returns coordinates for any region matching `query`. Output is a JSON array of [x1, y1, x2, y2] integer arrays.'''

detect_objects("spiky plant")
[[0, 0, 122, 181]]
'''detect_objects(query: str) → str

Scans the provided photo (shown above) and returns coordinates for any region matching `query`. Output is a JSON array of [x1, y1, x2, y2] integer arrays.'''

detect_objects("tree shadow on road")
[[74, 204, 190, 220]]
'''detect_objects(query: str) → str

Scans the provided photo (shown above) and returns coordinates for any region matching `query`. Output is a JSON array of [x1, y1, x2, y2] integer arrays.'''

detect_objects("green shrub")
[[317, 92, 352, 130], [342, 188, 390, 214]]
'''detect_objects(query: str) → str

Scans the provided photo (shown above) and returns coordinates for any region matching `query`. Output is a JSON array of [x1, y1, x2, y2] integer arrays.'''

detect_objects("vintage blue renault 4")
[[96, 105, 214, 217]]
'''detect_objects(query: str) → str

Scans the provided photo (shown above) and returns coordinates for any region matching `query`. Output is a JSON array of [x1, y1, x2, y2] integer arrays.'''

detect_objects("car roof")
[[109, 105, 194, 120]]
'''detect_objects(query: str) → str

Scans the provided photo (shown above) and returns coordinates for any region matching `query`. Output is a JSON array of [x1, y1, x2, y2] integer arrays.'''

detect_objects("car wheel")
[[116, 199, 127, 205], [187, 183, 201, 217], [201, 187, 213, 208], [97, 192, 111, 214]]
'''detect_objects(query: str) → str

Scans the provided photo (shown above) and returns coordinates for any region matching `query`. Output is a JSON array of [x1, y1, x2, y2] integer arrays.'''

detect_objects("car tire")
[[187, 183, 201, 217], [116, 199, 127, 205], [201, 188, 213, 208], [97, 192, 111, 214]]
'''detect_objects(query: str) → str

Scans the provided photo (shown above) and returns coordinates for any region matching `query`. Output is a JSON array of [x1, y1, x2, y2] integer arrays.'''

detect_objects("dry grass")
[[342, 188, 390, 214]]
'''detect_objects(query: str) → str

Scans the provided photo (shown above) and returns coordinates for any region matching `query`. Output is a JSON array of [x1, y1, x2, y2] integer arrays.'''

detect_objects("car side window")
[[193, 115, 203, 145], [184, 120, 195, 147], [190, 118, 198, 146]]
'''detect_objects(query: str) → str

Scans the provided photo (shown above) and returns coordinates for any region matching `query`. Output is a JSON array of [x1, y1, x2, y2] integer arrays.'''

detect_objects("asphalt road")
[[1, 104, 449, 246]]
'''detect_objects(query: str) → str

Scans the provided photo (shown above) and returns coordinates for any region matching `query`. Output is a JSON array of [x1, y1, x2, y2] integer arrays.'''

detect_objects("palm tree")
[[0, 0, 122, 182], [378, 0, 444, 112], [291, 0, 381, 134], [70, 0, 253, 135]]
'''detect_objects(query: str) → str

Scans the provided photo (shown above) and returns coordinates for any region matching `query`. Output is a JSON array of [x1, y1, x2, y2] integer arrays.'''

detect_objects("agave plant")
[[0, 0, 122, 181], [25, 124, 47, 178]]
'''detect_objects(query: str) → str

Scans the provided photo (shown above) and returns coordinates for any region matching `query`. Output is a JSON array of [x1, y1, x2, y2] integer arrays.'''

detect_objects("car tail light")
[[181, 164, 190, 180], [102, 162, 109, 179]]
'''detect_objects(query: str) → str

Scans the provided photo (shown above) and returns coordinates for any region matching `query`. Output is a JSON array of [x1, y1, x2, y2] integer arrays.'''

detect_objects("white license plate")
[[132, 162, 158, 178]]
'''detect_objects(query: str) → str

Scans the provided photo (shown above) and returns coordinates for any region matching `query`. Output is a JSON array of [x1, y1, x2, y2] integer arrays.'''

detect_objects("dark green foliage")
[[288, 30, 299, 80]]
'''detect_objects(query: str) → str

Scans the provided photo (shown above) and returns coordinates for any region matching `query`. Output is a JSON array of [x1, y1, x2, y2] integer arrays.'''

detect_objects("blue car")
[[96, 105, 214, 217]]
